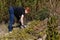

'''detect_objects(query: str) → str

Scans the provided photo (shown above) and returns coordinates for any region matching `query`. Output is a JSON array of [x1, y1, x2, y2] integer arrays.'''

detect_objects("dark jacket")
[[13, 6, 25, 20]]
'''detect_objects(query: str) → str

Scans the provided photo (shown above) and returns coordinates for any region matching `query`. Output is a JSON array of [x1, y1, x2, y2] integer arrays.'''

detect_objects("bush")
[[46, 15, 59, 40], [35, 8, 49, 20]]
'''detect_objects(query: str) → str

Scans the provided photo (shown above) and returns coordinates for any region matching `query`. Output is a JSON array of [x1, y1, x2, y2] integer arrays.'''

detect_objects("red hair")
[[25, 7, 30, 12]]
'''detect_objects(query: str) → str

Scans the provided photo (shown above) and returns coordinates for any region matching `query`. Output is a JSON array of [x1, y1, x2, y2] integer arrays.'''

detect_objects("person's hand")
[[21, 25, 26, 29]]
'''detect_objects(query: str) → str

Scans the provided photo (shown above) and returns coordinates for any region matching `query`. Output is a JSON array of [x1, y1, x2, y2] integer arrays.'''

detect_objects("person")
[[8, 6, 30, 32]]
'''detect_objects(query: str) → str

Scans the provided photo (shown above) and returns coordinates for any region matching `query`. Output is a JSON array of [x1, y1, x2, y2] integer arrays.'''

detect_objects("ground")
[[0, 20, 60, 40]]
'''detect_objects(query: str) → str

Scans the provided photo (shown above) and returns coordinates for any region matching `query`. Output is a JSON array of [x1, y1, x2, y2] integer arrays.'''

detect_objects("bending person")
[[8, 6, 30, 32]]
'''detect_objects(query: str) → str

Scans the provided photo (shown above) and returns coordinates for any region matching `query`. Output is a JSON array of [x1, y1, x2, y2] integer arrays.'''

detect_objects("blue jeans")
[[8, 6, 14, 32]]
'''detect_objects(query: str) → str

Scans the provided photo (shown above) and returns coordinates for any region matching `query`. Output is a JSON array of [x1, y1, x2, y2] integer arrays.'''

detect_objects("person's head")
[[25, 7, 30, 14]]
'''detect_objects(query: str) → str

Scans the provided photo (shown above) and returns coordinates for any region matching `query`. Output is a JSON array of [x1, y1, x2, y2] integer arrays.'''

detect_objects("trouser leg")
[[8, 15, 14, 31], [8, 7, 14, 32]]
